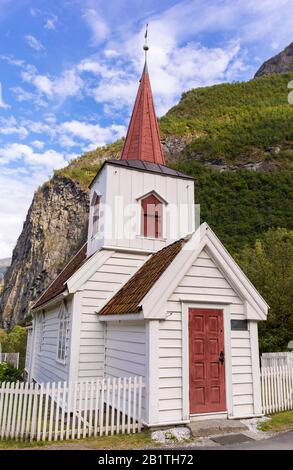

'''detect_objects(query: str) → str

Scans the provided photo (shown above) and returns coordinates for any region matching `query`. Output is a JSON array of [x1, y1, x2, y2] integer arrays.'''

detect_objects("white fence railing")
[[261, 352, 293, 368], [0, 376, 144, 442], [261, 366, 293, 414], [0, 353, 20, 369]]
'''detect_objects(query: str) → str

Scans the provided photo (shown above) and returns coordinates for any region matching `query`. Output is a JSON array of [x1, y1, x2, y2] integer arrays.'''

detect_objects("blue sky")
[[0, 0, 292, 258]]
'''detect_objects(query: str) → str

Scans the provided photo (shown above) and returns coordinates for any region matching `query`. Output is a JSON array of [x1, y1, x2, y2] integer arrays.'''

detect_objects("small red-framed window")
[[92, 194, 100, 236], [141, 194, 162, 238]]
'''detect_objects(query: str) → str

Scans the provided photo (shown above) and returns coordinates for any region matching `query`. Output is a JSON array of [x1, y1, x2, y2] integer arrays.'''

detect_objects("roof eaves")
[[32, 291, 69, 312]]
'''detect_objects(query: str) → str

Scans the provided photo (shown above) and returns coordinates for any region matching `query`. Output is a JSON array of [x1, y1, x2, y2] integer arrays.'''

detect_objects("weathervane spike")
[[143, 23, 149, 63]]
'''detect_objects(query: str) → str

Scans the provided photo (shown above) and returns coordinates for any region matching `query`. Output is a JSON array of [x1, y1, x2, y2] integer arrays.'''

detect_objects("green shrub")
[[0, 326, 27, 370], [0, 363, 22, 382], [235, 228, 293, 352]]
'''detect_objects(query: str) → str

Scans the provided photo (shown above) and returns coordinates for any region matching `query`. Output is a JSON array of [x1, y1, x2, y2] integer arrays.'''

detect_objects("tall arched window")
[[141, 194, 163, 238], [38, 311, 45, 354], [57, 302, 69, 363], [92, 194, 100, 236]]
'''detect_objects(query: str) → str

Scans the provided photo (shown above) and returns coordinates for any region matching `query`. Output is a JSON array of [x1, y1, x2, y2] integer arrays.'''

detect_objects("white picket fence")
[[261, 366, 293, 414], [261, 352, 293, 368], [0, 376, 144, 442]]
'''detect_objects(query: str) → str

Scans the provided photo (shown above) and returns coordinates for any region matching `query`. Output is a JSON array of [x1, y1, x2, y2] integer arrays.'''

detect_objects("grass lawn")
[[0, 430, 158, 450], [258, 411, 293, 433]]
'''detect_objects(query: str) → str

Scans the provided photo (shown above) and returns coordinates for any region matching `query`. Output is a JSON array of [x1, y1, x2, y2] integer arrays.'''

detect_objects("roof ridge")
[[32, 242, 88, 310]]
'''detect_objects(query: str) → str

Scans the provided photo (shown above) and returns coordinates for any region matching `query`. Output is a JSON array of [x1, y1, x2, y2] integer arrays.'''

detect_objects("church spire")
[[120, 26, 165, 165]]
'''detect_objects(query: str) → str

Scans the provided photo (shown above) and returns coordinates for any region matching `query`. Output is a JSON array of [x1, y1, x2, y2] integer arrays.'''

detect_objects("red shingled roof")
[[121, 64, 165, 165], [99, 238, 185, 315], [32, 243, 87, 309]]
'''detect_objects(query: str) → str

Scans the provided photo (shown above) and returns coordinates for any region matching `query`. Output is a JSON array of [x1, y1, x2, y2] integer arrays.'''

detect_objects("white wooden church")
[[25, 51, 268, 427]]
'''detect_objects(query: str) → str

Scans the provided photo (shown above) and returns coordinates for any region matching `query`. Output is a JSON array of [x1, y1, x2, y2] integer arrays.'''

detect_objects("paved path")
[[196, 430, 293, 450]]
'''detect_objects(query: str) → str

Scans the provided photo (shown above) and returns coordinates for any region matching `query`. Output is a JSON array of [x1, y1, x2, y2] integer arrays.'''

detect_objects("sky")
[[0, 0, 292, 259]]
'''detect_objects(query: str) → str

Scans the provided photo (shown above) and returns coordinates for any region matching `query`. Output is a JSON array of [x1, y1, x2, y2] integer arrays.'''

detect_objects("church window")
[[38, 312, 45, 354], [141, 194, 163, 238], [57, 302, 69, 363], [92, 194, 100, 236]]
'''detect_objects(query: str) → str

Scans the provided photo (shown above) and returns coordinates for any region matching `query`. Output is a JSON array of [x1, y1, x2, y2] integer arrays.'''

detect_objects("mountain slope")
[[255, 43, 293, 77], [55, 73, 293, 191], [1, 72, 293, 326], [160, 73, 293, 166]]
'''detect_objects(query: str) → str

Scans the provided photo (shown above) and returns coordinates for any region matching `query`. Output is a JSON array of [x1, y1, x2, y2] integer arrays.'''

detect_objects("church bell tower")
[[87, 29, 195, 257]]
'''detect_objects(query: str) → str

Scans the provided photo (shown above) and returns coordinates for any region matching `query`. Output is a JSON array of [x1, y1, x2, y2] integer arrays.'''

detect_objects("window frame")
[[140, 193, 164, 239], [230, 319, 248, 331], [56, 302, 69, 364], [92, 193, 101, 238], [37, 311, 45, 355]]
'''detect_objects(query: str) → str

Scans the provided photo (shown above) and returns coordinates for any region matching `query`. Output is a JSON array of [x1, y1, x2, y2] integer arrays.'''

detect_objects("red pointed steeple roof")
[[121, 64, 165, 165]]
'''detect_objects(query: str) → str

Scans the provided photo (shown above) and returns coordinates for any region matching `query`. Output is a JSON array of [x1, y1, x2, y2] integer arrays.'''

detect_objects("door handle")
[[219, 351, 224, 364]]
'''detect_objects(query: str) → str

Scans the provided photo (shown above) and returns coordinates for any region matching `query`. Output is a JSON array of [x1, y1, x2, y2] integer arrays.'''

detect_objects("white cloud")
[[44, 14, 58, 31], [60, 120, 126, 147], [31, 140, 45, 149], [104, 49, 119, 59], [29, 8, 39, 17], [78, 60, 103, 74], [0, 124, 28, 139], [10, 86, 34, 102], [22, 119, 56, 137], [59, 134, 78, 149], [0, 82, 9, 109], [0, 143, 67, 169], [83, 9, 109, 45], [25, 34, 45, 51], [0, 116, 28, 138], [87, 38, 243, 116], [21, 66, 84, 102]]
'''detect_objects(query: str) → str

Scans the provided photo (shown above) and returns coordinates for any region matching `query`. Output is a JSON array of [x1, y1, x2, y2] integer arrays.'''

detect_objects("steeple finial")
[[143, 23, 149, 64], [120, 25, 165, 165]]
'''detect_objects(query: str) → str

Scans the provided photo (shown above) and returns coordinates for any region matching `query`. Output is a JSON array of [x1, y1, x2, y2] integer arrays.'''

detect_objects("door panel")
[[189, 308, 226, 414]]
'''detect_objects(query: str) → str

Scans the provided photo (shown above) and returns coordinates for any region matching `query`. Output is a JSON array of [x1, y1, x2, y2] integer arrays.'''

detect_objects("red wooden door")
[[189, 308, 226, 414]]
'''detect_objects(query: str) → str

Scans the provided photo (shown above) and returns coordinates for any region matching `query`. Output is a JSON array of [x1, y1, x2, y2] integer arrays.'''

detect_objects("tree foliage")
[[160, 73, 293, 164], [236, 228, 293, 352], [172, 160, 293, 253], [0, 326, 27, 370]]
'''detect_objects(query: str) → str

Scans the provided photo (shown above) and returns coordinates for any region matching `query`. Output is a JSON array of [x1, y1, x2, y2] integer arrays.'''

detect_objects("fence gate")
[[261, 352, 293, 368], [0, 376, 144, 442]]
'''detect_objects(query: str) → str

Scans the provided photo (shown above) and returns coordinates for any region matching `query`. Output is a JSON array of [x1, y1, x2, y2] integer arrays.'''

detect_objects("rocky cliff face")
[[0, 176, 89, 328], [255, 42, 293, 77]]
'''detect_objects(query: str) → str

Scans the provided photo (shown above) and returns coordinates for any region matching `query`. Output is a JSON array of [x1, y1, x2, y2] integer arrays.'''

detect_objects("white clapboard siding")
[[88, 164, 194, 255], [32, 301, 72, 384], [104, 321, 146, 421], [157, 248, 254, 421], [78, 252, 147, 381], [0, 378, 144, 441], [261, 366, 293, 414]]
